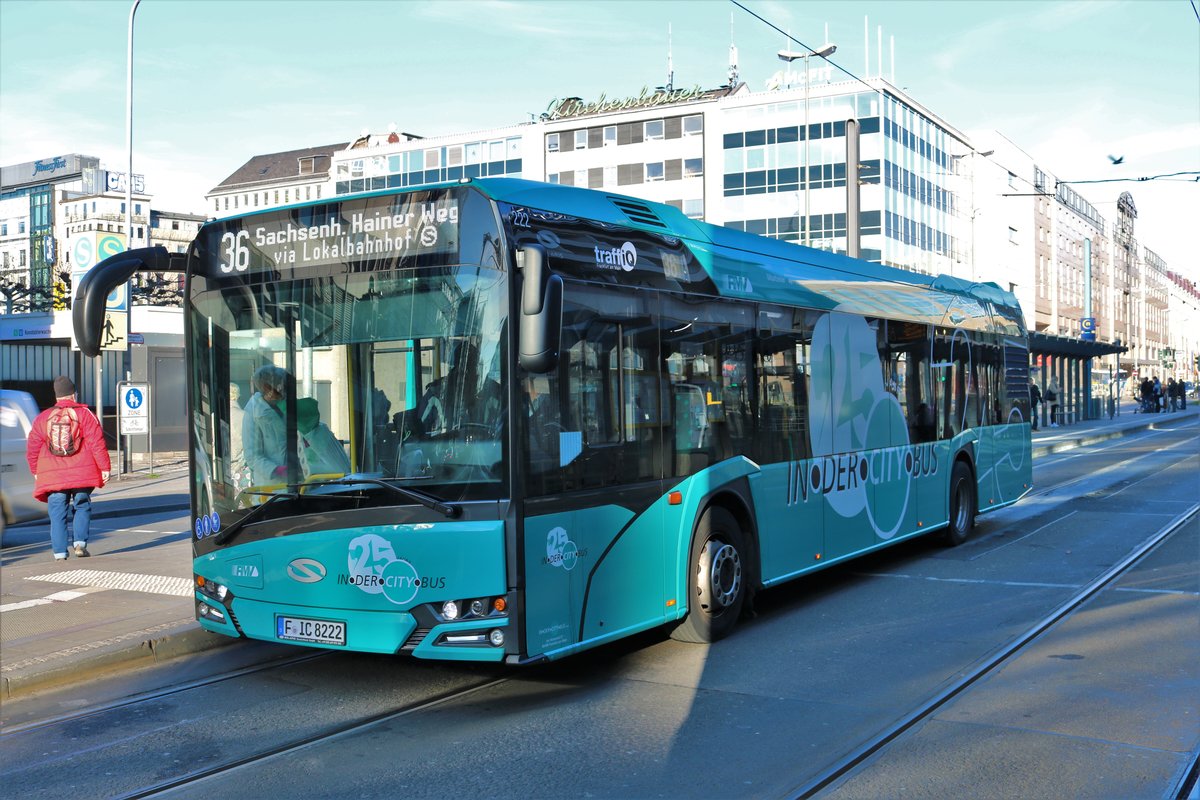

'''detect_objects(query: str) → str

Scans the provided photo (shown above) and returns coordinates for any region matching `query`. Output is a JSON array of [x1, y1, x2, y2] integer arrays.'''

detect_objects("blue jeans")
[[47, 489, 93, 557]]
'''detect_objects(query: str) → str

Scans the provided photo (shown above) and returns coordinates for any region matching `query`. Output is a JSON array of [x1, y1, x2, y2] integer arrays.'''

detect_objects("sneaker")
[[54, 554, 68, 561], [73, 544, 90, 558]]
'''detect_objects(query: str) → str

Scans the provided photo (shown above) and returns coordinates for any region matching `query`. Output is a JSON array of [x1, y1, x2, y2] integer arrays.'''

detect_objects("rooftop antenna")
[[666, 23, 675, 93], [728, 13, 739, 86]]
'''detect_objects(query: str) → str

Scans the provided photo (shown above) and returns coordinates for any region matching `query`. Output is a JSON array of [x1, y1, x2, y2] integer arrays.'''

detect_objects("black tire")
[[671, 506, 748, 643], [942, 460, 976, 546]]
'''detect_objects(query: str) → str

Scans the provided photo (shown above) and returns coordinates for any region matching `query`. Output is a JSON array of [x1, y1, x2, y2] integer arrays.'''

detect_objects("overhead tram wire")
[[1056, 171, 1200, 186], [728, 0, 877, 94]]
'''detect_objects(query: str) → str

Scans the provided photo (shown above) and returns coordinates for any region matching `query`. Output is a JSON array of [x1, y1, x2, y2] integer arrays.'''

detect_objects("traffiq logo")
[[594, 242, 637, 271]]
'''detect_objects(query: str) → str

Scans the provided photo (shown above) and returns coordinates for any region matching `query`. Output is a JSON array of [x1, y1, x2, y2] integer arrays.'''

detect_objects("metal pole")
[[803, 52, 810, 247], [125, 0, 140, 255]]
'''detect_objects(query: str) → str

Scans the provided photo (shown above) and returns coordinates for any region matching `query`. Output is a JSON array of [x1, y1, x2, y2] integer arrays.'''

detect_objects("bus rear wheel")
[[671, 507, 747, 643], [942, 460, 976, 547]]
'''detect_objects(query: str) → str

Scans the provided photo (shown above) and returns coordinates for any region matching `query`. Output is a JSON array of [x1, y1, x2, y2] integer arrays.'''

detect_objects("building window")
[[604, 126, 616, 147], [447, 145, 463, 166], [424, 149, 440, 169], [646, 162, 665, 182], [1008, 227, 1018, 244], [683, 198, 704, 218], [683, 115, 703, 135], [684, 158, 703, 178], [645, 120, 664, 140], [274, 191, 280, 204], [574, 130, 588, 150], [298, 157, 315, 175]]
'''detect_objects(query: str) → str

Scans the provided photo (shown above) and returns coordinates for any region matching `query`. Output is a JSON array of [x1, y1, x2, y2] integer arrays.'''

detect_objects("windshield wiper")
[[301, 478, 461, 518], [214, 491, 299, 546]]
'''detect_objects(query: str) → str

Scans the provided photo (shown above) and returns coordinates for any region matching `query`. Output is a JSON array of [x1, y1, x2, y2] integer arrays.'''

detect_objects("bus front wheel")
[[942, 460, 976, 547], [672, 507, 747, 643]]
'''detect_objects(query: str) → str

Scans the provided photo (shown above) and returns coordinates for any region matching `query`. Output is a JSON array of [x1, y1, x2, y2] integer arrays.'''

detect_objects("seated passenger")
[[296, 398, 351, 478]]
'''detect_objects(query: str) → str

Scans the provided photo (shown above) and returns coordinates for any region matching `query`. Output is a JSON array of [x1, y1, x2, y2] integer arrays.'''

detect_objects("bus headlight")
[[435, 597, 507, 621], [489, 629, 505, 647], [196, 575, 230, 603]]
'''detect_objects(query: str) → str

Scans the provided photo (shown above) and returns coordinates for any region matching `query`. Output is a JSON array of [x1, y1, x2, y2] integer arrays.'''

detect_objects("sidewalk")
[[0, 462, 230, 701], [1031, 399, 1198, 457], [2, 405, 1197, 702]]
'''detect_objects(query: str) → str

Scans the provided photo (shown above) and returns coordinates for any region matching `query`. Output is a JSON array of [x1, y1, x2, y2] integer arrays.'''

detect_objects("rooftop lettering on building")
[[32, 156, 68, 176], [544, 85, 708, 120]]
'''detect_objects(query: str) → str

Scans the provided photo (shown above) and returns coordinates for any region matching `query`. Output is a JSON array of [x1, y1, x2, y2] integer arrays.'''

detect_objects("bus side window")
[[662, 298, 753, 477], [753, 311, 813, 464]]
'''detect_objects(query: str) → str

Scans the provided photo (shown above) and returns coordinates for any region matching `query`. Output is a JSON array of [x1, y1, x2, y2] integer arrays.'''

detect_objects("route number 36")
[[219, 230, 251, 273]]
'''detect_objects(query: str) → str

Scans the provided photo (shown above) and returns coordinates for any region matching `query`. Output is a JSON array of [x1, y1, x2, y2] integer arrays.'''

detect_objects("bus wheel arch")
[[671, 494, 758, 644], [942, 454, 977, 547]]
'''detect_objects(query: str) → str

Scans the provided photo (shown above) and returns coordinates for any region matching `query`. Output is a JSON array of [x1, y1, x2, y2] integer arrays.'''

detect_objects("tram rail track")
[[0, 650, 329, 737], [115, 676, 509, 799], [789, 501, 1200, 799]]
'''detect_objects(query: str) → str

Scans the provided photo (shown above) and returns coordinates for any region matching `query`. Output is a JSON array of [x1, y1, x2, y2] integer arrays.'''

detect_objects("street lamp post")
[[126, 0, 140, 253], [779, 43, 837, 248]]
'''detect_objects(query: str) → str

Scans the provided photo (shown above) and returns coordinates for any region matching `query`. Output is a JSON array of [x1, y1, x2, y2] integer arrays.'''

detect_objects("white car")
[[1, 389, 43, 541]]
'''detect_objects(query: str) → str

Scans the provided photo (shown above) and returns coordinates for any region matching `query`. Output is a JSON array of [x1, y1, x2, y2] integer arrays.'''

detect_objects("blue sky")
[[2, 0, 1196, 274]]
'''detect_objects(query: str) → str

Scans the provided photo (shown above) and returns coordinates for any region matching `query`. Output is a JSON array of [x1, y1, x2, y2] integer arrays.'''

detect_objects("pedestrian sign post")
[[117, 382, 152, 477], [119, 383, 149, 434]]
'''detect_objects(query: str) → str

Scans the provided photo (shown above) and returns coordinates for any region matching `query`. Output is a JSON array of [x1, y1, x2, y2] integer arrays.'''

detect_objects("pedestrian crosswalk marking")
[[0, 588, 104, 613], [24, 569, 192, 598]]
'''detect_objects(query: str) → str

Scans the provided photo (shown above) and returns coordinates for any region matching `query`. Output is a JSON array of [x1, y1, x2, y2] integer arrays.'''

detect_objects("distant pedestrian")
[[1166, 378, 1178, 412], [1152, 376, 1163, 413], [1029, 381, 1041, 431], [25, 376, 111, 561], [1046, 381, 1059, 427]]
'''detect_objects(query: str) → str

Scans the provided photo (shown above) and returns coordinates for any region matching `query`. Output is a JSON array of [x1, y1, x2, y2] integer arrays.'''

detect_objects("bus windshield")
[[187, 187, 508, 521]]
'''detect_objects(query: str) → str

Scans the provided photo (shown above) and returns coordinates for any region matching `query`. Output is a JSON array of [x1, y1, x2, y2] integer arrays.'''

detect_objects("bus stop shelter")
[[1029, 332, 1127, 427]]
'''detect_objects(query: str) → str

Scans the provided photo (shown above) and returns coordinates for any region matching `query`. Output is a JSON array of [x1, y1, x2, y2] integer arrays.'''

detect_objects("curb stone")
[[2, 623, 236, 701]]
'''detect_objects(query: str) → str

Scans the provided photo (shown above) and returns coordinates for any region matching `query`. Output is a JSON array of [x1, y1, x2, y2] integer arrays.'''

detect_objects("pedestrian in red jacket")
[[25, 376, 111, 561]]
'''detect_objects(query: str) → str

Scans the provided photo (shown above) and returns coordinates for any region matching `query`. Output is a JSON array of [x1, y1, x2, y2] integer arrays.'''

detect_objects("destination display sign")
[[198, 189, 463, 279]]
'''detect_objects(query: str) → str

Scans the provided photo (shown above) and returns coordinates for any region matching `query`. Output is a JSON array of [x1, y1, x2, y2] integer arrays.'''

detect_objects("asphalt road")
[[2, 418, 1197, 799]]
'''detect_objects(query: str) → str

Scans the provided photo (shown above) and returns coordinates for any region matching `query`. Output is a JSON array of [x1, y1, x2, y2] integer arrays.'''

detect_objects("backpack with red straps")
[[46, 406, 82, 457]]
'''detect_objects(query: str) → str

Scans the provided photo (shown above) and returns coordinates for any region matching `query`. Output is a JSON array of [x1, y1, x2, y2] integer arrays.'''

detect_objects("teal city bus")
[[73, 178, 1032, 662]]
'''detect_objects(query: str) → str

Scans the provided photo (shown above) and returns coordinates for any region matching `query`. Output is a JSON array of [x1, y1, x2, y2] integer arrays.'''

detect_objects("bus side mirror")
[[72, 246, 185, 357], [517, 244, 562, 373]]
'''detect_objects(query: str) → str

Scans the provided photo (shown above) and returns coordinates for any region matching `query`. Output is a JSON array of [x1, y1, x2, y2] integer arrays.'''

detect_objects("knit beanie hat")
[[54, 375, 75, 398]]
